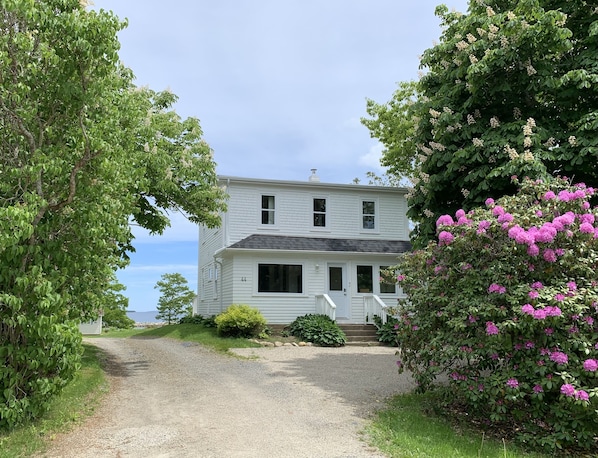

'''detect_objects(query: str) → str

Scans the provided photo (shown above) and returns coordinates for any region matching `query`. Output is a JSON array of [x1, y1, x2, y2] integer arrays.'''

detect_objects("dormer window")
[[261, 195, 275, 225]]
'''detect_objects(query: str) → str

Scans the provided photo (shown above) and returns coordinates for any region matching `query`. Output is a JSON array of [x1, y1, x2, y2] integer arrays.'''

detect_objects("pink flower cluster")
[[486, 321, 499, 335], [488, 283, 506, 294], [583, 359, 598, 372], [506, 378, 519, 388], [561, 384, 589, 401], [521, 304, 562, 319], [438, 231, 454, 245], [543, 185, 595, 202], [549, 351, 568, 365], [502, 208, 598, 258]]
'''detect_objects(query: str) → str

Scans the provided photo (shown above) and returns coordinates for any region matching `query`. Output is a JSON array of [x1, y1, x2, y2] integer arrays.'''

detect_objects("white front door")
[[328, 263, 349, 319]]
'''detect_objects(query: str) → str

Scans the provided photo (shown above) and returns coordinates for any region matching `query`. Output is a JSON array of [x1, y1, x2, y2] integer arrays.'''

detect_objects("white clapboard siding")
[[196, 176, 410, 324]]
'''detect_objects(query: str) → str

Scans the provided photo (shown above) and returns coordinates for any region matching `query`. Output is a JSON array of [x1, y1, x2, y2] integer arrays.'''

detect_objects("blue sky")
[[93, 0, 470, 312]]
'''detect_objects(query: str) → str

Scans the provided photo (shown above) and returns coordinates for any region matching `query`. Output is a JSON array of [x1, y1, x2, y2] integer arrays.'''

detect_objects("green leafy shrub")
[[214, 304, 267, 338], [395, 177, 598, 454], [372, 315, 400, 346], [0, 282, 83, 430], [179, 315, 205, 325], [288, 314, 346, 347], [202, 315, 217, 328]]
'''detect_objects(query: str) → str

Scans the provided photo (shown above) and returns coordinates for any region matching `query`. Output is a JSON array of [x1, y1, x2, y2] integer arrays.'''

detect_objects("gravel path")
[[40, 337, 415, 458]]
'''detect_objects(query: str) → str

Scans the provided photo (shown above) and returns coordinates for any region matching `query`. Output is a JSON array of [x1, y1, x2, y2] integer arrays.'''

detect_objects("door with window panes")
[[327, 263, 349, 319]]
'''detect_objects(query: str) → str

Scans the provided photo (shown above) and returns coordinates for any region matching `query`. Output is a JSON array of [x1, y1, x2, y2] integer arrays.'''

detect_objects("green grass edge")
[[365, 392, 548, 458]]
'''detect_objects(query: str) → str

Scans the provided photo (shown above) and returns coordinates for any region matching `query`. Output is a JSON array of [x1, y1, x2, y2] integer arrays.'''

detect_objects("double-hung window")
[[362, 200, 376, 230], [261, 195, 275, 225], [258, 264, 303, 293], [313, 198, 326, 227]]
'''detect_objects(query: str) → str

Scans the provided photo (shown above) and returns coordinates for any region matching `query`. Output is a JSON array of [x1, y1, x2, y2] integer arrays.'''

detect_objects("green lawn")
[[366, 392, 548, 458], [98, 323, 262, 353]]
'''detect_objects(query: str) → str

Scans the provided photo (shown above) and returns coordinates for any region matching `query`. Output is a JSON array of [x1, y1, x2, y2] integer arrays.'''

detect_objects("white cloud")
[[358, 142, 385, 171]]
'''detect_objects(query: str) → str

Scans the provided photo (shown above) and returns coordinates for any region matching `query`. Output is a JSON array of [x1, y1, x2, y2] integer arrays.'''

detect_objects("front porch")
[[315, 293, 396, 325]]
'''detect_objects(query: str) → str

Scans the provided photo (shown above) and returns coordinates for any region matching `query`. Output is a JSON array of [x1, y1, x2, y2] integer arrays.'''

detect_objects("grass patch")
[[0, 344, 108, 458], [100, 323, 262, 353], [365, 392, 548, 458]]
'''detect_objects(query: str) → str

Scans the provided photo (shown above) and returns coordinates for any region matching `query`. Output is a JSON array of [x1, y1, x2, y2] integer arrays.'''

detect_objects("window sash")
[[362, 200, 375, 229], [261, 195, 275, 225], [313, 198, 326, 227]]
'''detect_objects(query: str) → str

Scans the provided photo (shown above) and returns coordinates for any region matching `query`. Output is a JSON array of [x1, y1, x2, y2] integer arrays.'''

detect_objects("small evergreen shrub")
[[214, 304, 267, 338], [288, 314, 346, 347], [395, 177, 598, 454]]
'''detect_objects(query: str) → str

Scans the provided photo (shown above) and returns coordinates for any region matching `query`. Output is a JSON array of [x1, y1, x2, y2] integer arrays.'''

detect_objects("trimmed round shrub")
[[288, 314, 346, 347], [214, 304, 267, 338], [394, 177, 598, 453]]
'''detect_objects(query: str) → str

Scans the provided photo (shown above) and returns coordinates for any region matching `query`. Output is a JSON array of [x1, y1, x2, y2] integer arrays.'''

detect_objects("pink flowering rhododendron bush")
[[395, 177, 598, 453]]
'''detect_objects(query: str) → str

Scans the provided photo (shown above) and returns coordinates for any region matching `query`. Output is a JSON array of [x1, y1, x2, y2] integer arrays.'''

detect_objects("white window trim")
[[253, 261, 306, 296], [311, 195, 329, 231], [259, 193, 278, 228], [360, 198, 379, 233]]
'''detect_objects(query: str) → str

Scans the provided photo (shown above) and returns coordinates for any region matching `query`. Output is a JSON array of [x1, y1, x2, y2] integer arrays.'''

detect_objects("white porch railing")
[[315, 294, 336, 321], [363, 294, 390, 324]]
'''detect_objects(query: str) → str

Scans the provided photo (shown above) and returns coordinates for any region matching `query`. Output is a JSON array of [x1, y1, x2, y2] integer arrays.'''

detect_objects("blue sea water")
[[126, 310, 163, 324]]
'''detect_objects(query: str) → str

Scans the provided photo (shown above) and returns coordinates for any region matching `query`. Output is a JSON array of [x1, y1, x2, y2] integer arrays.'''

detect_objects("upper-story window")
[[362, 200, 376, 229], [261, 195, 275, 225], [313, 198, 326, 227]]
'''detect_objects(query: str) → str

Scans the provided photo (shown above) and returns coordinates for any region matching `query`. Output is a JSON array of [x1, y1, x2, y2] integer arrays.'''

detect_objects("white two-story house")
[[194, 171, 411, 324]]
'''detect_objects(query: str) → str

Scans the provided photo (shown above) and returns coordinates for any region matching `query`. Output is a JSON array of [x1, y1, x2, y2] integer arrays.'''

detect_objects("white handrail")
[[315, 294, 336, 321], [363, 294, 389, 324]]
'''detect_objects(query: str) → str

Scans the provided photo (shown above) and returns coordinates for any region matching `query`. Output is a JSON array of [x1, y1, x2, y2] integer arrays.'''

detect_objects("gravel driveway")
[[40, 337, 415, 458]]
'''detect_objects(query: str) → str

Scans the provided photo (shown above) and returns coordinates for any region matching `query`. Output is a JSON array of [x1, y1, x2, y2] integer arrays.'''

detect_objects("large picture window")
[[261, 195, 275, 225], [258, 264, 303, 293]]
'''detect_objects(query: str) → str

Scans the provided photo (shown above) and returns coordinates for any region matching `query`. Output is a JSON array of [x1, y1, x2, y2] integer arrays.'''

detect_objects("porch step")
[[337, 324, 380, 345], [267, 323, 381, 346]]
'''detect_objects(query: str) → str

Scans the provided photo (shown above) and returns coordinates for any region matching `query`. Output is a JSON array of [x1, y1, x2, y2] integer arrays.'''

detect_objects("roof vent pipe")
[[309, 168, 320, 182]]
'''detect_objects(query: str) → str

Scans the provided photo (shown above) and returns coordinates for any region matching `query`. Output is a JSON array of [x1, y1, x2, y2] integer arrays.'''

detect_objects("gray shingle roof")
[[227, 234, 411, 254]]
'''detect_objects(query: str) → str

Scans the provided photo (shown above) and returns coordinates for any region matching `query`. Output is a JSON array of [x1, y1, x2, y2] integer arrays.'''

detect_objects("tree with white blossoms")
[[362, 0, 598, 248], [0, 0, 226, 428]]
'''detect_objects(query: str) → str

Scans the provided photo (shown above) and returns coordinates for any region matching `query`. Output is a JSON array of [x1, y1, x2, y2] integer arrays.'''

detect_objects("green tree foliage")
[[101, 278, 134, 329], [0, 0, 225, 428], [363, 1, 598, 247], [155, 273, 196, 325], [394, 177, 598, 453]]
